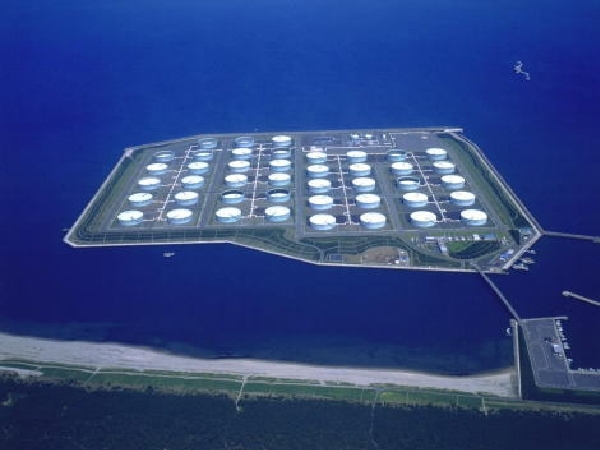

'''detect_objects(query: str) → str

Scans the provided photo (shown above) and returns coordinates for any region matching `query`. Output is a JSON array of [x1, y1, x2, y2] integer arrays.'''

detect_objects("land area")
[[64, 127, 542, 273]]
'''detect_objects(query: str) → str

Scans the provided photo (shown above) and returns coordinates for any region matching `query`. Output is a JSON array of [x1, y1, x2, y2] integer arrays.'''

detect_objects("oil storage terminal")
[[65, 127, 542, 273]]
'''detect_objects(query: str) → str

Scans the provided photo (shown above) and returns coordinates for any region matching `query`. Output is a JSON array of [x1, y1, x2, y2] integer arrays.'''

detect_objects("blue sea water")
[[1, 0, 599, 373]]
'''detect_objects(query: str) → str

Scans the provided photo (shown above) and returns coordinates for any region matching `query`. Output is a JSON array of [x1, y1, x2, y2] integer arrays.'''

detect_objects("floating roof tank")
[[425, 147, 447, 161], [117, 210, 143, 226], [309, 195, 334, 210], [267, 188, 291, 203], [225, 174, 247, 188], [355, 193, 381, 209], [228, 160, 251, 172], [410, 211, 437, 227], [194, 150, 213, 162], [308, 179, 331, 194], [181, 175, 204, 189], [167, 208, 193, 224], [432, 161, 455, 175], [270, 159, 291, 172], [306, 151, 327, 164], [396, 176, 421, 191], [231, 148, 253, 160], [138, 177, 161, 190], [235, 136, 254, 148], [441, 174, 466, 190], [146, 162, 168, 175], [265, 206, 291, 222], [174, 191, 199, 206], [391, 161, 413, 176], [128, 192, 153, 207], [351, 177, 376, 192], [216, 207, 242, 223], [268, 173, 291, 186], [221, 190, 245, 204], [198, 137, 218, 149], [188, 161, 210, 174], [154, 150, 175, 162], [272, 135, 292, 147], [307, 164, 329, 178], [346, 150, 367, 163], [387, 149, 407, 162], [272, 148, 291, 159], [309, 214, 336, 231], [403, 192, 428, 208], [360, 212, 386, 229], [461, 209, 487, 226], [349, 163, 371, 177], [450, 191, 476, 207]]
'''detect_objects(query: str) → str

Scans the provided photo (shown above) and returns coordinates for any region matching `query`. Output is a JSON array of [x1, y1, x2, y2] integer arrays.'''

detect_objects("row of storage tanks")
[[119, 136, 295, 226]]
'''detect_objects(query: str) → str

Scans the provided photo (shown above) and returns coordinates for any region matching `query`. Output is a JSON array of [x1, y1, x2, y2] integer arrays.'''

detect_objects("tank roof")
[[129, 193, 152, 201], [309, 214, 336, 225], [356, 193, 380, 202], [403, 192, 428, 201], [309, 195, 333, 204], [360, 212, 385, 223], [426, 147, 447, 154], [167, 208, 192, 219], [118, 210, 143, 220], [433, 161, 454, 168], [225, 174, 247, 181], [216, 207, 241, 218], [307, 164, 328, 171], [189, 161, 209, 168], [147, 163, 168, 170], [265, 206, 290, 216], [174, 191, 198, 200], [450, 191, 475, 200], [391, 162, 412, 169], [349, 163, 370, 170], [410, 211, 436, 221], [181, 175, 204, 183], [268, 173, 291, 180], [461, 209, 487, 220], [441, 174, 465, 183], [346, 150, 366, 157], [352, 178, 375, 185], [308, 179, 331, 187], [138, 177, 161, 185]]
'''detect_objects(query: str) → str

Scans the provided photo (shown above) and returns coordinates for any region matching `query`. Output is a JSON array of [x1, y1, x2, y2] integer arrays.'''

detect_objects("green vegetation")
[[448, 241, 500, 259]]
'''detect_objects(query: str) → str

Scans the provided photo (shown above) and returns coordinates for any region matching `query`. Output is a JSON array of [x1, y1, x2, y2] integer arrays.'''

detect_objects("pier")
[[563, 290, 600, 308], [543, 230, 600, 243], [474, 266, 521, 322]]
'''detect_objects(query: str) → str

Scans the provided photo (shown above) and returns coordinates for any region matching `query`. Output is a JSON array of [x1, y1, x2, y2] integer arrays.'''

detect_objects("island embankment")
[[0, 332, 515, 397]]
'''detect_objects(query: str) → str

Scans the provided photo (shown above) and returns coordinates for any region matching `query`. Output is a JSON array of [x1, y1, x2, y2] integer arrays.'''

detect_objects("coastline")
[[0, 332, 515, 397]]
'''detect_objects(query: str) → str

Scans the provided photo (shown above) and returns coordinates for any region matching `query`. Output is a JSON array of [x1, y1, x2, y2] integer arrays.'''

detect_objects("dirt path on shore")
[[0, 332, 515, 397]]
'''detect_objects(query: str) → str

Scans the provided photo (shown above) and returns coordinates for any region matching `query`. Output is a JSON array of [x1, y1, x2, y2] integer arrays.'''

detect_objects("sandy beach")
[[0, 332, 516, 397]]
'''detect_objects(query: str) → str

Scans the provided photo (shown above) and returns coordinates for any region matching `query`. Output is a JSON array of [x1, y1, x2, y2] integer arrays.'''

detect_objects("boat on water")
[[513, 263, 529, 271], [525, 249, 536, 254], [521, 257, 534, 264]]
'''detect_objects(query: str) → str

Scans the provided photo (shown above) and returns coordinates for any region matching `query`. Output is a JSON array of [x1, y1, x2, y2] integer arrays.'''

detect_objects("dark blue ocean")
[[1, 0, 599, 374]]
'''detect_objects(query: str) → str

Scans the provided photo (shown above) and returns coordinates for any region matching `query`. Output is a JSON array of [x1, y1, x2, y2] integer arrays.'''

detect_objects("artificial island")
[[64, 127, 542, 273]]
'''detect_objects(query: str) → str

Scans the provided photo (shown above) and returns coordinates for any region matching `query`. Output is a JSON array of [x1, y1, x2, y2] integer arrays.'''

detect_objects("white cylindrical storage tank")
[[351, 177, 376, 193], [308, 178, 331, 194], [270, 159, 291, 172], [403, 192, 428, 208], [198, 137, 218, 149], [235, 136, 254, 148], [225, 174, 248, 188], [426, 147, 447, 161], [346, 150, 367, 163], [441, 174, 466, 190], [450, 191, 476, 207], [267, 189, 291, 203], [221, 190, 245, 204], [231, 148, 253, 160], [268, 173, 291, 186], [188, 161, 210, 175], [154, 150, 175, 162], [307, 164, 329, 178], [309, 214, 336, 231], [272, 148, 291, 159], [306, 151, 327, 164], [167, 208, 193, 224], [349, 163, 371, 177], [117, 210, 143, 226], [181, 175, 204, 189], [433, 161, 455, 175], [138, 177, 161, 190], [174, 191, 199, 206], [397, 176, 420, 191], [360, 212, 386, 229], [309, 195, 334, 210], [128, 193, 153, 208], [272, 135, 292, 147], [146, 162, 168, 176], [216, 207, 242, 223], [387, 150, 407, 162], [461, 209, 488, 226], [194, 150, 213, 162], [391, 161, 413, 176], [265, 206, 291, 222], [228, 160, 251, 172], [355, 193, 381, 209], [410, 211, 437, 227]]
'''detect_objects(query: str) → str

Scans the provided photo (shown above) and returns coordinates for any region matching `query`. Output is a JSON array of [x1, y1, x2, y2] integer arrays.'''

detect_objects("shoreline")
[[0, 332, 516, 397]]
